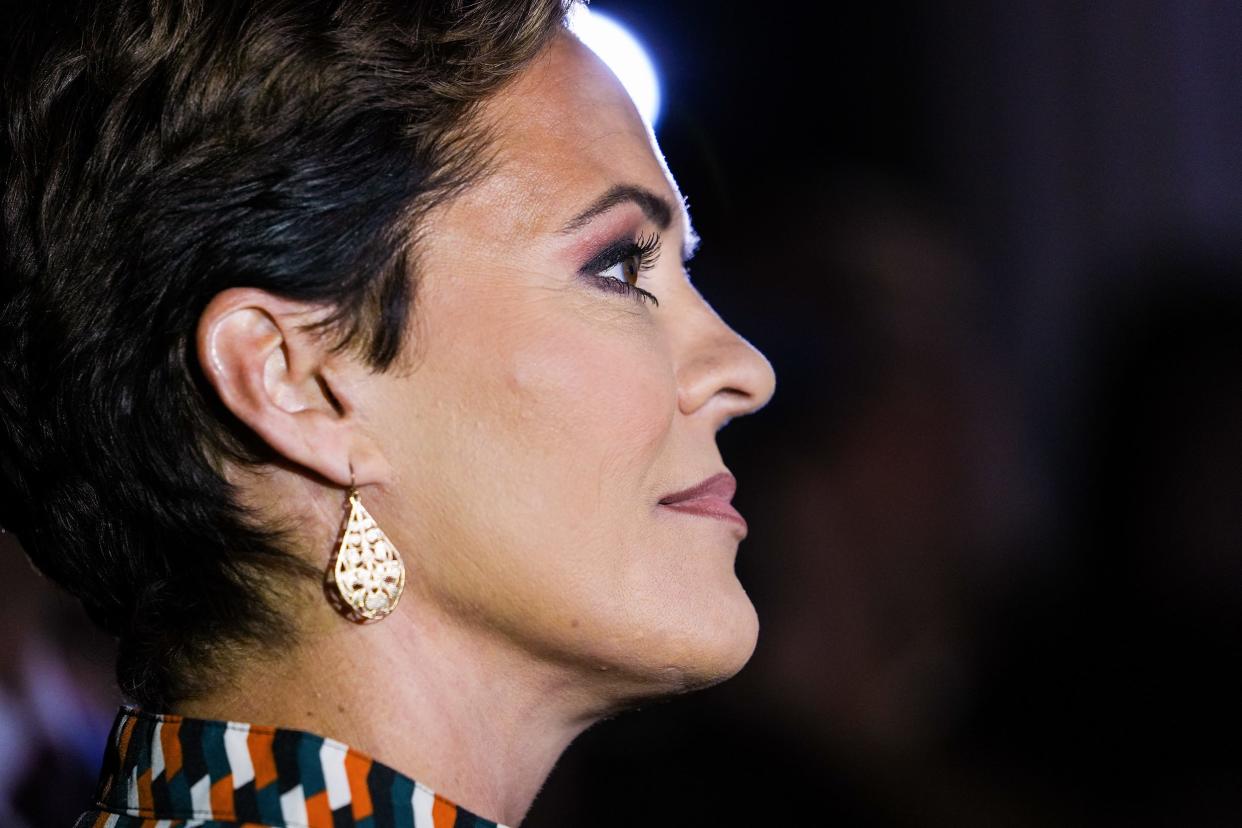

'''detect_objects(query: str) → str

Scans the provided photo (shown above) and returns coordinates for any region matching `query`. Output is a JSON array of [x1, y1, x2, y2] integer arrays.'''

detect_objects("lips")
[[658, 471, 747, 536], [660, 471, 737, 504]]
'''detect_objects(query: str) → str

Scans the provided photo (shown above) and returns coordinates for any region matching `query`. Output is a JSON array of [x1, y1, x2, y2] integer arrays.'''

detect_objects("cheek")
[[501, 321, 674, 497], [401, 297, 676, 606]]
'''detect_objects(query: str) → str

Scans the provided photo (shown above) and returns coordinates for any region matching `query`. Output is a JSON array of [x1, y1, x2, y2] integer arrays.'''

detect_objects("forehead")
[[465, 29, 687, 239]]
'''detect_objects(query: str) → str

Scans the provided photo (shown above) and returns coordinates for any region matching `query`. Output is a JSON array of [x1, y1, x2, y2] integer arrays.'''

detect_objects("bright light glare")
[[568, 6, 662, 128]]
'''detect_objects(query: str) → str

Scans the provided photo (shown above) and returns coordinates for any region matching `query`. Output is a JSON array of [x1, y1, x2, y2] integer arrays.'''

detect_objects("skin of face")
[[331, 29, 778, 706]]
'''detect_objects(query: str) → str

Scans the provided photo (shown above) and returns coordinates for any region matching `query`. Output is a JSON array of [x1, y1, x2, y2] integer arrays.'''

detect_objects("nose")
[[675, 286, 777, 432]]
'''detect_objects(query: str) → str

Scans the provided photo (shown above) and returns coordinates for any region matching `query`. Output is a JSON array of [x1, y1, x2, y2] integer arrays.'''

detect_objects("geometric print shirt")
[[73, 705, 507, 828]]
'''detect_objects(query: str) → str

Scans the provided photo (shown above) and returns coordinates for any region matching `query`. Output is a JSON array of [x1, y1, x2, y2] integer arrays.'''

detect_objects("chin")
[[680, 595, 761, 690], [617, 587, 761, 700]]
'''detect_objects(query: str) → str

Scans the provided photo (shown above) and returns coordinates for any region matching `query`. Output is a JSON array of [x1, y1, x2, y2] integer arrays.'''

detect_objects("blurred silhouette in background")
[[5, 0, 1242, 825], [0, 533, 118, 828]]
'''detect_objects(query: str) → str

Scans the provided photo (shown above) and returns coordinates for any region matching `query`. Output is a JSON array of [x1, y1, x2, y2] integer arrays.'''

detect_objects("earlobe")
[[195, 288, 370, 489]]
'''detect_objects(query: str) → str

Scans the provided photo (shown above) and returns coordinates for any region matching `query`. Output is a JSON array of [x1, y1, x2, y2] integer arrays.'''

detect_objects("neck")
[[175, 595, 609, 827]]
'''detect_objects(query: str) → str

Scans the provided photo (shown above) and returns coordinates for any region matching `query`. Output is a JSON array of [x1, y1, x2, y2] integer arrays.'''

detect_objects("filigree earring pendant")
[[325, 470, 406, 623]]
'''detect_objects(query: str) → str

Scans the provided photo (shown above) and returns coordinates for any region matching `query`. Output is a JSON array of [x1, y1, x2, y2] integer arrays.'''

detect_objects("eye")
[[579, 232, 662, 307]]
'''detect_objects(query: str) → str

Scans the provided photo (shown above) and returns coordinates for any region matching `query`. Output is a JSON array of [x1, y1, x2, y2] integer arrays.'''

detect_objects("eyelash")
[[579, 231, 663, 307]]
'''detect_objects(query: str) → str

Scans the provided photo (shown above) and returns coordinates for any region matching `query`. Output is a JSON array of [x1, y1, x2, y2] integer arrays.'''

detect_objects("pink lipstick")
[[658, 471, 748, 536]]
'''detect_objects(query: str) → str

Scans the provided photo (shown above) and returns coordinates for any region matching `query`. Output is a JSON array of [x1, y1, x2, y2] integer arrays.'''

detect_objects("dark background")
[[5, 1, 1242, 825]]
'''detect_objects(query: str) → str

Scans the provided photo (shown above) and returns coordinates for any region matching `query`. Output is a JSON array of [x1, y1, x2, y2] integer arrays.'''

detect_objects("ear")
[[195, 288, 391, 488]]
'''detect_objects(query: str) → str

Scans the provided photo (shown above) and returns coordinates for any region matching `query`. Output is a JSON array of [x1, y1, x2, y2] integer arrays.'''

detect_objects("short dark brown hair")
[[0, 0, 573, 709]]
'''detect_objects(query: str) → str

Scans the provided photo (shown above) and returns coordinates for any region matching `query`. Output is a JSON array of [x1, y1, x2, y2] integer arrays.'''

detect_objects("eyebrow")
[[559, 184, 674, 234]]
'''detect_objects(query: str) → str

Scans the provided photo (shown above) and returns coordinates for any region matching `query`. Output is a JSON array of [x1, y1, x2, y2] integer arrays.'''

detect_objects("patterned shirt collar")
[[78, 704, 507, 828]]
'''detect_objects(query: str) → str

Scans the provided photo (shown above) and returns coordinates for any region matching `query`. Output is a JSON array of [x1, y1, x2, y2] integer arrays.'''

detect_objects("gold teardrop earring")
[[324, 463, 406, 623]]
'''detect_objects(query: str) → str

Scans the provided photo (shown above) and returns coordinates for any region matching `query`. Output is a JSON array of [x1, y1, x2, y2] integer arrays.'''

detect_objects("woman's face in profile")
[[360, 30, 775, 697]]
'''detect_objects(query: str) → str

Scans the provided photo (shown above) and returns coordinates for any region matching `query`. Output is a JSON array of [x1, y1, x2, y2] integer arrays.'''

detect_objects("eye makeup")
[[577, 231, 663, 307]]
